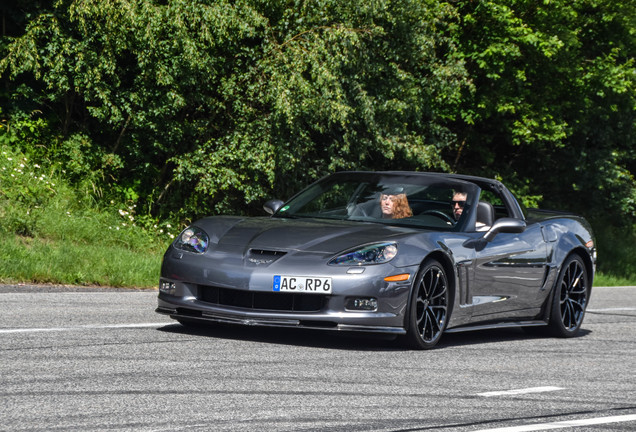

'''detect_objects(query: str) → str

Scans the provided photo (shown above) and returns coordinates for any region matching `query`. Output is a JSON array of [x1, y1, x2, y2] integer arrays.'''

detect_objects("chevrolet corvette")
[[156, 171, 596, 349]]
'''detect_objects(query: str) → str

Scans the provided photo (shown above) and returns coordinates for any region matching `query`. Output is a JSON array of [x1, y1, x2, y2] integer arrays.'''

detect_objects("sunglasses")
[[451, 200, 466, 208]]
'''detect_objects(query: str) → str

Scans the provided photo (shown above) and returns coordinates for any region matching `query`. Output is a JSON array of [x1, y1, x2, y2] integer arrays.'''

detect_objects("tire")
[[403, 259, 450, 349], [548, 254, 590, 337]]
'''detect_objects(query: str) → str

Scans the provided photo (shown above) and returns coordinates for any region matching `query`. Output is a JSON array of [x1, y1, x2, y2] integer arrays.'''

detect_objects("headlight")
[[329, 242, 398, 266], [174, 226, 209, 254]]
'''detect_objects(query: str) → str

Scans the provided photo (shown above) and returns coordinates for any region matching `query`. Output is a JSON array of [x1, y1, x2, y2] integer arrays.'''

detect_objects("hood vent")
[[246, 249, 287, 265]]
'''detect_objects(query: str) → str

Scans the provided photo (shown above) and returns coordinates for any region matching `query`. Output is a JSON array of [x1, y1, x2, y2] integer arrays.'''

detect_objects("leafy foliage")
[[1, 0, 635, 280], [450, 0, 636, 220], [1, 0, 469, 218]]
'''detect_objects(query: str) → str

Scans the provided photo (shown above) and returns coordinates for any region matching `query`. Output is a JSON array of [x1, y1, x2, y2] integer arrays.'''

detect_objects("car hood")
[[195, 216, 419, 254]]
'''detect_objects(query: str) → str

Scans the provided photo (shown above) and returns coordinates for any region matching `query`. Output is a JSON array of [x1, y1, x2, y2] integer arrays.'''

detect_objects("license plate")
[[273, 275, 332, 294]]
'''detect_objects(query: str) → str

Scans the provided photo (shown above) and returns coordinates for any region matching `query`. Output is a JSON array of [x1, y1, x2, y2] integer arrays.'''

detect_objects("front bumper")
[[156, 274, 414, 335]]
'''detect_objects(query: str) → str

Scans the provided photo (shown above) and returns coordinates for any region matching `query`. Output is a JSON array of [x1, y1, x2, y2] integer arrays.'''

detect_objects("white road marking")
[[477, 387, 565, 397], [587, 307, 636, 312], [473, 414, 636, 432], [0, 322, 170, 334]]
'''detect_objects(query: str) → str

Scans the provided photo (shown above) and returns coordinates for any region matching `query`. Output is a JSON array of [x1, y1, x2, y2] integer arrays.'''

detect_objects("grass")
[[0, 204, 172, 288], [0, 236, 163, 287], [0, 144, 172, 288], [0, 144, 634, 288], [592, 223, 636, 287], [1, 228, 631, 288], [594, 273, 635, 287]]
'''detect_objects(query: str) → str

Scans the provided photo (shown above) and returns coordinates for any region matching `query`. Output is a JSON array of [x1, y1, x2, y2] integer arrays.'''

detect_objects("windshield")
[[274, 172, 480, 231]]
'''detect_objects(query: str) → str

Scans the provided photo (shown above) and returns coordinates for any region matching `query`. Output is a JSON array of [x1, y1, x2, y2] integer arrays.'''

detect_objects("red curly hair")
[[381, 194, 413, 219]]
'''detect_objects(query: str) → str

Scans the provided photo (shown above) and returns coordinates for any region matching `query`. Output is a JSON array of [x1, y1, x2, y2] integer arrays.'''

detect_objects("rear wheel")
[[548, 254, 590, 337], [403, 260, 450, 349]]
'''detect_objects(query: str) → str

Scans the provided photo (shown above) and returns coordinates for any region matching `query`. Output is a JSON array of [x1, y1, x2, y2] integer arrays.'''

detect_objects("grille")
[[199, 285, 326, 312]]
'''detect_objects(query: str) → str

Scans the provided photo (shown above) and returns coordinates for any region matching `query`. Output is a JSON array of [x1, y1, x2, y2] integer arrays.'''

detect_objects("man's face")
[[381, 194, 396, 217], [452, 192, 467, 220]]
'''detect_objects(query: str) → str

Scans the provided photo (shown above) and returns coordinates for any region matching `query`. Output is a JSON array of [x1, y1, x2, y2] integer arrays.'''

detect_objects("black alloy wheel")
[[404, 259, 450, 349], [548, 254, 589, 337]]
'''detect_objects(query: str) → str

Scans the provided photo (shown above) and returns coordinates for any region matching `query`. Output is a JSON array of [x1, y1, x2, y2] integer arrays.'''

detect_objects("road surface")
[[1, 284, 635, 431]]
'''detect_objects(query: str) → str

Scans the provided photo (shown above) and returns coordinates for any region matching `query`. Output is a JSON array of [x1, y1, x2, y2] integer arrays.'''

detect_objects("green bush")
[[593, 223, 636, 285], [0, 144, 173, 287], [1, 142, 633, 287], [0, 144, 58, 236]]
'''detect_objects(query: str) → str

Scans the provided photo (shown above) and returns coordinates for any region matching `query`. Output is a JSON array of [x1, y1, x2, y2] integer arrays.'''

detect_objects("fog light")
[[159, 281, 176, 295], [347, 297, 378, 311]]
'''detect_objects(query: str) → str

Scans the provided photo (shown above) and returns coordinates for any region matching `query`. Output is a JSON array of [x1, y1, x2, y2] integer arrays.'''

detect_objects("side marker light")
[[384, 273, 410, 282]]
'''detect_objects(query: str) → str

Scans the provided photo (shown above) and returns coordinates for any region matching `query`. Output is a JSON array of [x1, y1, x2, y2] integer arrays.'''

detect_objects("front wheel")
[[403, 260, 450, 349], [548, 254, 590, 337]]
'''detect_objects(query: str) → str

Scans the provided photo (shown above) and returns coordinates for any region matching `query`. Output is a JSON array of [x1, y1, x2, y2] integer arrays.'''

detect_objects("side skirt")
[[444, 320, 548, 334]]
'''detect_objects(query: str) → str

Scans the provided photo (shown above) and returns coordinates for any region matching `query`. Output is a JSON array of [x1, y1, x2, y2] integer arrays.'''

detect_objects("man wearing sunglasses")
[[451, 191, 467, 221]]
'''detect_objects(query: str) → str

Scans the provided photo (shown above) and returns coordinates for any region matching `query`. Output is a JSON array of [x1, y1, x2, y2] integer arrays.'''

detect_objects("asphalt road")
[[1, 285, 635, 432]]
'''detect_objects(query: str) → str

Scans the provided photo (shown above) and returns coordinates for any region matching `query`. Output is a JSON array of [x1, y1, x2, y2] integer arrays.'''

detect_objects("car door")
[[470, 221, 549, 320]]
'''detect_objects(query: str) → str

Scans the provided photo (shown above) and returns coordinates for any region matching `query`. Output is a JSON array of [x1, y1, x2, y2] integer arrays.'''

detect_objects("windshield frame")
[[272, 171, 481, 232]]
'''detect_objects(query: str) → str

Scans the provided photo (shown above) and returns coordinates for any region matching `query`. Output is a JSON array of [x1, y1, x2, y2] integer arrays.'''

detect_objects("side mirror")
[[263, 199, 285, 215], [483, 218, 526, 242]]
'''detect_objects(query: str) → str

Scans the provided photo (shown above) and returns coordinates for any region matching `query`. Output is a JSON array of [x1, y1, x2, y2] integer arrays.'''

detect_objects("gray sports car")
[[156, 171, 596, 349]]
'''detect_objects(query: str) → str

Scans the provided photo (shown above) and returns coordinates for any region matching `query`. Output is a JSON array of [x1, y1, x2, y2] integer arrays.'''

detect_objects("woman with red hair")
[[380, 193, 413, 219]]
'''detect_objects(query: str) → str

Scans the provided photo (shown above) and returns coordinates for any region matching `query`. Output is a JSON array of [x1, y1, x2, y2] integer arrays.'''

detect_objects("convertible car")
[[156, 171, 596, 349]]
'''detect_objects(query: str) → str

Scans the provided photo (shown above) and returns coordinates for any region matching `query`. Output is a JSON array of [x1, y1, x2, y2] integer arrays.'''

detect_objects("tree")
[[2, 0, 634, 226], [1, 0, 470, 219], [450, 0, 635, 221]]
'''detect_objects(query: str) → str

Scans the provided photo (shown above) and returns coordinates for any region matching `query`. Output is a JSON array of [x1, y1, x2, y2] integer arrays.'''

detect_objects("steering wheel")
[[420, 209, 455, 224], [347, 202, 370, 218]]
